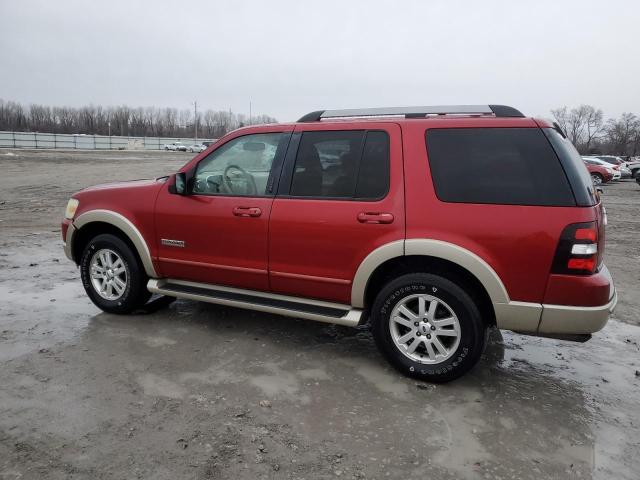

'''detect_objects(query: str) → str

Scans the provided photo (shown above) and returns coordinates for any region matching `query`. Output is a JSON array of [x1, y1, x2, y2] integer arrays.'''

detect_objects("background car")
[[188, 144, 206, 153], [625, 157, 640, 178], [583, 157, 621, 181], [588, 155, 633, 178], [163, 142, 188, 152], [582, 158, 614, 184]]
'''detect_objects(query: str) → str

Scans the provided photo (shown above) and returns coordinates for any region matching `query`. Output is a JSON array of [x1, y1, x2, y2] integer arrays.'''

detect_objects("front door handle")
[[233, 206, 262, 217], [357, 212, 394, 224]]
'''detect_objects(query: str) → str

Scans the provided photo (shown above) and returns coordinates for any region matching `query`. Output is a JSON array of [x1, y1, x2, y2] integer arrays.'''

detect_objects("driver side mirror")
[[173, 172, 187, 195]]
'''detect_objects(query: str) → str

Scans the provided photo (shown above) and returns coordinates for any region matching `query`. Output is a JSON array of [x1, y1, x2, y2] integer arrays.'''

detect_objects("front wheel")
[[591, 173, 603, 185], [80, 234, 151, 314], [370, 273, 487, 383]]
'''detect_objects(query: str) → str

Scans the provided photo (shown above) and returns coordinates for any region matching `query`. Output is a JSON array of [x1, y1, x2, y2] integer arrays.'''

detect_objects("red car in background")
[[583, 159, 614, 185]]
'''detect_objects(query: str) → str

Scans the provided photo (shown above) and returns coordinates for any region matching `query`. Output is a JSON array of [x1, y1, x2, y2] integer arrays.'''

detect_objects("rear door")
[[268, 122, 404, 304]]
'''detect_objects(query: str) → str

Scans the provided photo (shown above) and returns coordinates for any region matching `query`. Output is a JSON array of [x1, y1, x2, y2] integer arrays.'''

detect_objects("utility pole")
[[249, 101, 252, 125], [193, 100, 198, 143]]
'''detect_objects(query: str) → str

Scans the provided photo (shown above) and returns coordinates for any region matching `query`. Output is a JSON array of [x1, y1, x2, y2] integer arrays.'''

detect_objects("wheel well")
[[71, 221, 140, 265], [364, 255, 496, 327]]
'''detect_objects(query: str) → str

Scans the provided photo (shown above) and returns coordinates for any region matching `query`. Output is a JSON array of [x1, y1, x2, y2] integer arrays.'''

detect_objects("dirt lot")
[[1, 149, 639, 480]]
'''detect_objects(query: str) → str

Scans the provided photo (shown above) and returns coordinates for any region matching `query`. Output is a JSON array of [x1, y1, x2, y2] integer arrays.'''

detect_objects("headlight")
[[65, 198, 79, 219]]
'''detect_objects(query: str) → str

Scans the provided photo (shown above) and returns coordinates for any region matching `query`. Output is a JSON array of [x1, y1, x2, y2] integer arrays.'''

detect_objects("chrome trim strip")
[[271, 270, 352, 285], [73, 209, 158, 278], [147, 279, 362, 327], [159, 257, 267, 275]]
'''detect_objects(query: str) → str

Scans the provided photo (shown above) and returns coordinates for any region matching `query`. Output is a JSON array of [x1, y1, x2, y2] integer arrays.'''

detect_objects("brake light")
[[551, 222, 599, 275]]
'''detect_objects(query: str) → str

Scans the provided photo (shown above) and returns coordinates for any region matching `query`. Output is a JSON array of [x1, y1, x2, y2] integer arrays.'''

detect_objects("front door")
[[268, 123, 404, 304], [155, 131, 290, 291]]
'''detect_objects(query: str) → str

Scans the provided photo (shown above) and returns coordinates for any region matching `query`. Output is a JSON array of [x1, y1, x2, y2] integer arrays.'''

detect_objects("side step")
[[147, 278, 363, 327]]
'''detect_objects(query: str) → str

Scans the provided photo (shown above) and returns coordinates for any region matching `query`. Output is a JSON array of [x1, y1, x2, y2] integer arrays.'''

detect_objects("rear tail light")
[[551, 222, 599, 275]]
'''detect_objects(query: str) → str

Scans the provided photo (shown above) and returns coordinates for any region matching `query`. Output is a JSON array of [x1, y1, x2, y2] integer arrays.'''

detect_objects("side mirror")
[[171, 172, 187, 195], [596, 186, 604, 194]]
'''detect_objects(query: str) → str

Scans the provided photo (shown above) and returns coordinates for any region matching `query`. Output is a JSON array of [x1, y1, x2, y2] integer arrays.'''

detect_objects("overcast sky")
[[1, 0, 638, 122]]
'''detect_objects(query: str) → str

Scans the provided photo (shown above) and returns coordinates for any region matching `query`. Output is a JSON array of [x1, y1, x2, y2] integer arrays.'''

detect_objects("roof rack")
[[297, 104, 524, 122]]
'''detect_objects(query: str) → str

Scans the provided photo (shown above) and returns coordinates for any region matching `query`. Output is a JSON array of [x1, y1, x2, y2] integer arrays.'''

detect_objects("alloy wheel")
[[389, 294, 461, 364], [89, 248, 128, 300]]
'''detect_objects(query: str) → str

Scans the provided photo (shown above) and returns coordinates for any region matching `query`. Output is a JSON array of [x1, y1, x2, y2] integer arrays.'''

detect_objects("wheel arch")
[[352, 239, 510, 326], [71, 210, 157, 277]]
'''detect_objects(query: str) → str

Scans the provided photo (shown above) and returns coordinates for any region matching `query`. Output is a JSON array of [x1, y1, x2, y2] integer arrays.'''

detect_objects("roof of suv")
[[291, 105, 552, 128]]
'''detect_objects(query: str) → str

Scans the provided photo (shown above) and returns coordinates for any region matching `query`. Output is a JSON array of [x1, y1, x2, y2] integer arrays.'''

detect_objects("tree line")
[[1, 99, 638, 155], [551, 105, 640, 157], [0, 99, 277, 139]]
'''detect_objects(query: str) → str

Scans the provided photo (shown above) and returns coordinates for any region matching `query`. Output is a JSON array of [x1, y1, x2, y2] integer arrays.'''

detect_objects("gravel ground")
[[0, 149, 639, 480]]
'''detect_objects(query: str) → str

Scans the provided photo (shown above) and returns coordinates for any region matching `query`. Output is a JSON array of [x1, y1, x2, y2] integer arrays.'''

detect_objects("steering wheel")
[[223, 165, 257, 195]]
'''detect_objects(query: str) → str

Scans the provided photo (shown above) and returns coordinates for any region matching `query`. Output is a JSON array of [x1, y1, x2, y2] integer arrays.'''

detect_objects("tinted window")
[[356, 131, 390, 198], [290, 130, 389, 199], [425, 128, 576, 206], [193, 133, 284, 196], [543, 128, 596, 206]]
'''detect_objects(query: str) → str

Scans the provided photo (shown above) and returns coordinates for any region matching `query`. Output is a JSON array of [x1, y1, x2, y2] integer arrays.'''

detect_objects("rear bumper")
[[537, 287, 616, 334], [495, 264, 616, 335]]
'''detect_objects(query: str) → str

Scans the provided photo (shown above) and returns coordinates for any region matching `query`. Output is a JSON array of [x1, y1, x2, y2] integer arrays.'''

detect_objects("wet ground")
[[0, 149, 639, 479]]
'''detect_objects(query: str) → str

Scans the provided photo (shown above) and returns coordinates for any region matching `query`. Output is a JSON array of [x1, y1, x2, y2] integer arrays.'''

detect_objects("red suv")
[[62, 105, 616, 382]]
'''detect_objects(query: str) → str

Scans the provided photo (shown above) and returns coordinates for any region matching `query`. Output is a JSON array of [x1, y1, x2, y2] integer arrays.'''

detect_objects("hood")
[[78, 178, 165, 193]]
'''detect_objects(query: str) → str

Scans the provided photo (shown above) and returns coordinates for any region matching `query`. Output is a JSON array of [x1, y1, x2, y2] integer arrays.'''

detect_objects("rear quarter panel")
[[402, 119, 597, 303]]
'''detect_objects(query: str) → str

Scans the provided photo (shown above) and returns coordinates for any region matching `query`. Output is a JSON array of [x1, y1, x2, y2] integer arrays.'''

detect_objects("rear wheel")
[[80, 234, 151, 314], [370, 273, 487, 383], [591, 173, 603, 185]]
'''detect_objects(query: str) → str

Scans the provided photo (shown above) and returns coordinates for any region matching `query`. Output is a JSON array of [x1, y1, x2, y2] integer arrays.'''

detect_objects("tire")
[[591, 173, 603, 185], [370, 273, 487, 383], [80, 233, 151, 314]]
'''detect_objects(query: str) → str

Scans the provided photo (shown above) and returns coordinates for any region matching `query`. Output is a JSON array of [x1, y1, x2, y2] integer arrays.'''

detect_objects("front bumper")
[[62, 220, 76, 262]]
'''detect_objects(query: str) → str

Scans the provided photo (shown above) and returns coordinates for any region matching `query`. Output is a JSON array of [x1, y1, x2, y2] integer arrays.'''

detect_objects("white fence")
[[0, 131, 214, 150]]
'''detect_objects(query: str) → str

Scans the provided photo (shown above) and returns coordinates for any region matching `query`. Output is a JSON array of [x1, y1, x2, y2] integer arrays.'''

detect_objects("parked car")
[[188, 144, 207, 153], [202, 140, 218, 148], [164, 142, 187, 152], [625, 157, 640, 178], [590, 155, 633, 178], [61, 104, 615, 382], [583, 157, 619, 182]]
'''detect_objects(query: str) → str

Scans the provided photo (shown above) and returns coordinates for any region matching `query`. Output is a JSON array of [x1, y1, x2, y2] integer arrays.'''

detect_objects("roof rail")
[[297, 104, 524, 122]]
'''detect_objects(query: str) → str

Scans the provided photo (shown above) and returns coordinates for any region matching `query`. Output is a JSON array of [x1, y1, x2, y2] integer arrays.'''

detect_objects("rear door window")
[[289, 130, 389, 199], [425, 127, 576, 206]]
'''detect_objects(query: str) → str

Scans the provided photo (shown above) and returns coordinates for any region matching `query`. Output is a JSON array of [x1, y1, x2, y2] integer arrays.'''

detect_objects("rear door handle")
[[357, 212, 394, 224], [233, 206, 262, 217]]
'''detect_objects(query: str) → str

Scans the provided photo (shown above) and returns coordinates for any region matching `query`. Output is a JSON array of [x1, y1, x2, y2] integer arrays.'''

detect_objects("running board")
[[147, 278, 363, 327]]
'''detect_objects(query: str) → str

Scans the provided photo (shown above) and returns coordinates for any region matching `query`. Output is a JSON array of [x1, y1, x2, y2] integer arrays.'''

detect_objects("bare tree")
[[0, 99, 277, 138], [583, 106, 604, 151]]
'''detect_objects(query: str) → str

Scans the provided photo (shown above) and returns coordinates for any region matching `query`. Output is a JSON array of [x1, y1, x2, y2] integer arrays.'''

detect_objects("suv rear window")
[[425, 128, 576, 206]]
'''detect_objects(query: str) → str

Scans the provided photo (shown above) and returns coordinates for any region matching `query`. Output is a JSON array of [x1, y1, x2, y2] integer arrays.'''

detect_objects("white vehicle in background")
[[163, 142, 188, 152], [625, 157, 640, 178], [582, 157, 621, 180], [188, 144, 207, 153]]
